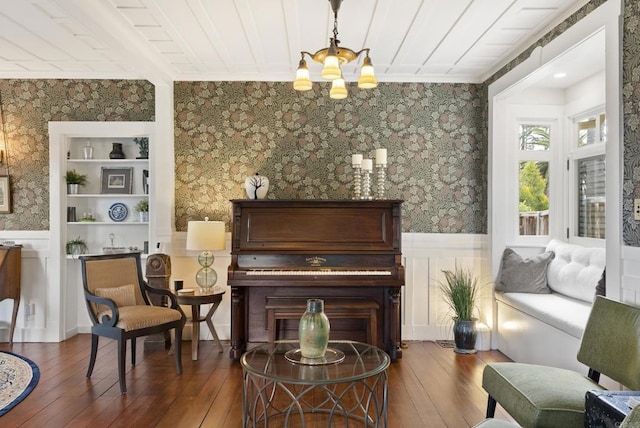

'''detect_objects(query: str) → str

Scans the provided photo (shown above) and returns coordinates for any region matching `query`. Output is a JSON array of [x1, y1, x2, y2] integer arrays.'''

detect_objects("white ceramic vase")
[[245, 173, 269, 199]]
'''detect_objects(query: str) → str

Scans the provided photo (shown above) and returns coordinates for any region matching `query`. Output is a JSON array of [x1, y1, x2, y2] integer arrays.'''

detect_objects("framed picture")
[[101, 167, 133, 194], [0, 175, 10, 213]]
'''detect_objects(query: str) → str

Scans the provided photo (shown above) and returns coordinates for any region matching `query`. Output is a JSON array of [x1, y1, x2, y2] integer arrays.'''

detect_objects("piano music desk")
[[265, 297, 378, 345]]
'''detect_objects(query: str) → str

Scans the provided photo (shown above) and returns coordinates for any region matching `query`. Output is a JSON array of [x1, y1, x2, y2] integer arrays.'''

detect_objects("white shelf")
[[67, 194, 149, 198], [67, 222, 149, 225], [68, 159, 148, 164]]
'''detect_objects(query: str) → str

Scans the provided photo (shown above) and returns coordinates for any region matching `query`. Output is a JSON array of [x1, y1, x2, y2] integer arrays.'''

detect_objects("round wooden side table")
[[176, 287, 225, 360]]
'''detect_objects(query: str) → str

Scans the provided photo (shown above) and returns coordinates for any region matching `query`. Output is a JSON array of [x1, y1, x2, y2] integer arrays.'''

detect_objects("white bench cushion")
[[496, 291, 592, 339], [545, 239, 605, 303]]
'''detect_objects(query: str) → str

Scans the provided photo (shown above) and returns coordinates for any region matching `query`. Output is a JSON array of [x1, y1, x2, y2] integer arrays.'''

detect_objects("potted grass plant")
[[439, 266, 481, 354]]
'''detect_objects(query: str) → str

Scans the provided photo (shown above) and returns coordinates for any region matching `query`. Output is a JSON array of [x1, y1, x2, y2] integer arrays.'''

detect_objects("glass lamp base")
[[196, 267, 217, 291]]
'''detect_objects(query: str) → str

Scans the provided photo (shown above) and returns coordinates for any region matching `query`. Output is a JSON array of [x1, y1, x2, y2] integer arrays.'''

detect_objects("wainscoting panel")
[[0, 231, 53, 343], [401, 233, 490, 341], [621, 245, 640, 305]]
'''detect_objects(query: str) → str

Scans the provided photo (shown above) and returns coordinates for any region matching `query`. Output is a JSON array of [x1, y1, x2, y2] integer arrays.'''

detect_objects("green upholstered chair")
[[621, 405, 640, 427], [473, 404, 640, 428], [482, 296, 640, 428]]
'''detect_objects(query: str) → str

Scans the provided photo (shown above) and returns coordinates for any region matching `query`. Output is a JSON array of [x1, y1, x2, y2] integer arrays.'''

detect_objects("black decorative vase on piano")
[[227, 199, 405, 360]]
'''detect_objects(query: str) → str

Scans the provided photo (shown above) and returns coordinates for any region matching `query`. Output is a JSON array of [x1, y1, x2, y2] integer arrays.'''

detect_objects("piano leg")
[[387, 287, 402, 360], [230, 286, 247, 359]]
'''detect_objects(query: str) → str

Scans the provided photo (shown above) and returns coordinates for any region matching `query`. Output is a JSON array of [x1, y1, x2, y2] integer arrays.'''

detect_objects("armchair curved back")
[[81, 253, 149, 321], [578, 296, 640, 390]]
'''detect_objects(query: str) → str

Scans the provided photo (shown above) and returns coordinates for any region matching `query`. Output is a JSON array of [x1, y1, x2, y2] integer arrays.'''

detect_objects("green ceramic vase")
[[298, 299, 330, 358]]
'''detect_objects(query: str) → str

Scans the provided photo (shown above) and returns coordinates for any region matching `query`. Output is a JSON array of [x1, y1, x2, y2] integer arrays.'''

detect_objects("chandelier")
[[293, 0, 377, 99]]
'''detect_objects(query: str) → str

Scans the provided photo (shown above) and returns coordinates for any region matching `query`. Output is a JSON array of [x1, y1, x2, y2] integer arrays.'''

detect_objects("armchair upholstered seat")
[[482, 296, 640, 428], [474, 402, 640, 428], [80, 252, 186, 394]]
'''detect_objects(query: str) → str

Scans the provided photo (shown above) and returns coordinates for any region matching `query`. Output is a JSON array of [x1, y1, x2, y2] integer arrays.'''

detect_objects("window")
[[572, 111, 606, 239], [518, 124, 551, 236]]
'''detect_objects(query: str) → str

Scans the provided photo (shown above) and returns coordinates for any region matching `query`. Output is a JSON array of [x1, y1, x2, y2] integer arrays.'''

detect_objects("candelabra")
[[376, 164, 386, 199], [352, 165, 362, 200]]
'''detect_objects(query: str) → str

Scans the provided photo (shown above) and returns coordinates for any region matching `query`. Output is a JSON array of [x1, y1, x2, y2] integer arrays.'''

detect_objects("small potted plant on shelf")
[[65, 170, 88, 194], [439, 266, 481, 354], [66, 236, 88, 256], [134, 199, 149, 222]]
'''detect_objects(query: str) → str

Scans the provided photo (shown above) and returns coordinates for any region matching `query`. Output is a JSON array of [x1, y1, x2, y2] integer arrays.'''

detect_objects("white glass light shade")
[[330, 78, 348, 99], [294, 60, 312, 91], [358, 64, 378, 89], [321, 55, 342, 80]]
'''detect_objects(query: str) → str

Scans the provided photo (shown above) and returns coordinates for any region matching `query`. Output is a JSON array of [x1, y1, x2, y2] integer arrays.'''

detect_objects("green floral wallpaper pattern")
[[174, 81, 485, 233], [0, 79, 154, 230], [622, 0, 640, 246]]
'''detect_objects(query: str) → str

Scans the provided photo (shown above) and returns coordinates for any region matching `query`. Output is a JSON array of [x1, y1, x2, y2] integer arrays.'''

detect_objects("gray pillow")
[[595, 268, 606, 297], [496, 248, 555, 293]]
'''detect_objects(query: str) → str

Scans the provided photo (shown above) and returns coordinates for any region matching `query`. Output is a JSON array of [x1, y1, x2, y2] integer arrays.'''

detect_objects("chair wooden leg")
[[117, 338, 127, 394], [486, 395, 497, 418], [131, 338, 136, 366], [174, 325, 183, 374], [87, 334, 99, 378]]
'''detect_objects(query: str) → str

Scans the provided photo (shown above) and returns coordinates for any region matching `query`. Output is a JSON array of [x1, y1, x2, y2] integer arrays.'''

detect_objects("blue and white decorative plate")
[[108, 203, 128, 222]]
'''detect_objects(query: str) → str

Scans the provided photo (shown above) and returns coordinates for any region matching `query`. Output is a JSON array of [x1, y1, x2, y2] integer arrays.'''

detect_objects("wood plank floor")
[[0, 336, 516, 427]]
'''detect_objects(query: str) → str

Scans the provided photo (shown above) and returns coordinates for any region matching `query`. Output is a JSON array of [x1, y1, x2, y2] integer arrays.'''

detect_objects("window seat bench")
[[494, 239, 605, 372]]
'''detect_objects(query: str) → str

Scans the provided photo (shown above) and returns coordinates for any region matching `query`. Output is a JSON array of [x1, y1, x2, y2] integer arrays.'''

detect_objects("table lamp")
[[186, 217, 226, 291]]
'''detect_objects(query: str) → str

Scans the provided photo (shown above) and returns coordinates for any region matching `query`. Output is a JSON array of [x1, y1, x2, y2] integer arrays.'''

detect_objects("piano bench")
[[265, 297, 379, 345]]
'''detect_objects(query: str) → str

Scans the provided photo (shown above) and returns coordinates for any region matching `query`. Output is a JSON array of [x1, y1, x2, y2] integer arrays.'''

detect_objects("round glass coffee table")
[[241, 340, 389, 427]]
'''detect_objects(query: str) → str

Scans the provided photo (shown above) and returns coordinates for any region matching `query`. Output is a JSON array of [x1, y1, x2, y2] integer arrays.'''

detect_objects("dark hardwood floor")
[[0, 336, 516, 427]]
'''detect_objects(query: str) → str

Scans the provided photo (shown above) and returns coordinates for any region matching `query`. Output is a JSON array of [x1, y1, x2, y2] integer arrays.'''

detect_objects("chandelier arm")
[[353, 48, 370, 59], [300, 51, 314, 59]]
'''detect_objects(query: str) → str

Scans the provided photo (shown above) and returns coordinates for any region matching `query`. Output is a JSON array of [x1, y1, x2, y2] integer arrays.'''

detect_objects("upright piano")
[[227, 199, 404, 360]]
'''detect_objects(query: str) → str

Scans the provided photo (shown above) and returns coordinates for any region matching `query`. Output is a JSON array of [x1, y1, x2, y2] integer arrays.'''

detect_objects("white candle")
[[362, 159, 373, 171], [352, 153, 363, 167], [375, 148, 387, 165]]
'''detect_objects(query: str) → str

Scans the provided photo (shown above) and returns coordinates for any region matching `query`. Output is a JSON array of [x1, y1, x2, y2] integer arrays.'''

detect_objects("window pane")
[[599, 113, 607, 144], [519, 125, 550, 151], [577, 113, 606, 147], [519, 161, 549, 236], [578, 156, 605, 238]]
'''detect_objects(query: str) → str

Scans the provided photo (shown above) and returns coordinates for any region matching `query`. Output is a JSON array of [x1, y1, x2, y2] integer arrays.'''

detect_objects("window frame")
[[568, 106, 607, 245], [506, 105, 564, 247]]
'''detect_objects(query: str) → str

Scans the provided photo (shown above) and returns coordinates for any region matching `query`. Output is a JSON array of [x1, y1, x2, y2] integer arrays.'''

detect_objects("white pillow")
[[545, 239, 605, 303]]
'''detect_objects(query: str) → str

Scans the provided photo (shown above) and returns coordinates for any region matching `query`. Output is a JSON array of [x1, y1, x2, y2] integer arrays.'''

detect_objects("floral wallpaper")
[[3, 0, 639, 246], [622, 0, 640, 246], [174, 81, 485, 233], [0, 79, 154, 230]]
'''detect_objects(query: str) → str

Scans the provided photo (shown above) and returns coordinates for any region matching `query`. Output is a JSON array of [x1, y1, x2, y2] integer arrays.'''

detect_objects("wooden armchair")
[[80, 252, 186, 394]]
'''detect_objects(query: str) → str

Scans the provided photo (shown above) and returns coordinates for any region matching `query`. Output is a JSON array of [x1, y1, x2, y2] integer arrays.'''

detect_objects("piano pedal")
[[401, 341, 409, 349]]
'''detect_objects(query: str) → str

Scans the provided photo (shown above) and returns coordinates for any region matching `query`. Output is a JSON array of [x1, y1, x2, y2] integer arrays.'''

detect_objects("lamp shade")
[[330, 77, 348, 99], [186, 219, 226, 251], [321, 55, 341, 80], [294, 59, 312, 91], [358, 57, 378, 89]]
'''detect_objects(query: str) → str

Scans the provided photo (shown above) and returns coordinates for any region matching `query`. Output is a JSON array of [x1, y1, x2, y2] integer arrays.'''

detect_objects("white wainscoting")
[[1, 231, 491, 344], [401, 233, 491, 343], [0, 231, 57, 343], [621, 245, 640, 305]]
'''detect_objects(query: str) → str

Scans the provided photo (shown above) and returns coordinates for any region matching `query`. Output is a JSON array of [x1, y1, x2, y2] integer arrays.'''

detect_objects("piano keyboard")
[[246, 270, 392, 276]]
